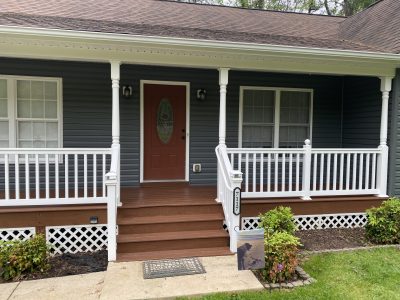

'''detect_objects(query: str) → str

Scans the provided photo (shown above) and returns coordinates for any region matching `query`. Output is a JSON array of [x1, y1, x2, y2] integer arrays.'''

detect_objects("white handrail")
[[216, 145, 243, 253]]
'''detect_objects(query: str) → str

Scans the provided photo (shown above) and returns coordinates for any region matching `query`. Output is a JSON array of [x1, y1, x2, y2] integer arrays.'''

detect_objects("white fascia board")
[[0, 25, 399, 62]]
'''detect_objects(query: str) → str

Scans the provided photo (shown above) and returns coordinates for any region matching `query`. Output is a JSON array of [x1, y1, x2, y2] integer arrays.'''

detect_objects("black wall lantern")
[[196, 89, 207, 101], [122, 85, 133, 99]]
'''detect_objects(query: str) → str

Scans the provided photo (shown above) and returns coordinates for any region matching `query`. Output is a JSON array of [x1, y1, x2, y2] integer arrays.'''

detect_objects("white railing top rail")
[[226, 147, 381, 154], [0, 148, 112, 155]]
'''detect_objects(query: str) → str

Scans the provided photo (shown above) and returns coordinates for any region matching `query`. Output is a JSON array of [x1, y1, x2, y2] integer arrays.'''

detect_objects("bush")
[[365, 198, 400, 244], [262, 231, 301, 283], [259, 206, 297, 235], [0, 234, 50, 281]]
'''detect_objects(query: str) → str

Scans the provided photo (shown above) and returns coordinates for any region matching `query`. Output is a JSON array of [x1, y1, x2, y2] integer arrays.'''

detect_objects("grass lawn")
[[183, 247, 400, 300]]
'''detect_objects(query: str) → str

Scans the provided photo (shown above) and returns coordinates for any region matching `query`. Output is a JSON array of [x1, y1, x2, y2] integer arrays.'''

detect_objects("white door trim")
[[140, 80, 190, 183]]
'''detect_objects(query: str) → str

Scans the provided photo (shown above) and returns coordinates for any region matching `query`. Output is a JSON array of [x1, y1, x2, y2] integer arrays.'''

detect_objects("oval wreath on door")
[[157, 98, 174, 144]]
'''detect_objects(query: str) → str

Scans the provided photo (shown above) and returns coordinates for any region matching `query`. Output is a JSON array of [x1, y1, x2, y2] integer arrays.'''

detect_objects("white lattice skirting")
[[46, 225, 108, 255], [0, 227, 36, 242], [242, 213, 368, 231]]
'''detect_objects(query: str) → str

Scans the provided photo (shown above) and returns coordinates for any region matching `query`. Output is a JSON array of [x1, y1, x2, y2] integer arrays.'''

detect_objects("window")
[[0, 76, 62, 149], [239, 87, 312, 148]]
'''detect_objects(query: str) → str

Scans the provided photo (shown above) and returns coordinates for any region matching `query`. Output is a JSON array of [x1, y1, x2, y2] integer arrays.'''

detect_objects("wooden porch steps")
[[116, 190, 231, 261]]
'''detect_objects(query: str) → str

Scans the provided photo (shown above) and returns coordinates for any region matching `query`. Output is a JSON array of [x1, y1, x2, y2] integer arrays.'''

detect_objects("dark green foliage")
[[0, 234, 50, 280], [365, 198, 400, 244], [258, 206, 297, 235]]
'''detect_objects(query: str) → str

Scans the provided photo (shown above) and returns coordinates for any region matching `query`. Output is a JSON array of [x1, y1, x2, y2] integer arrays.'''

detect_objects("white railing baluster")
[[326, 154, 331, 190], [245, 153, 249, 193], [359, 153, 364, 190], [333, 153, 337, 191], [93, 154, 97, 198], [15, 154, 19, 200], [352, 153, 357, 190], [313, 153, 317, 191], [65, 154, 69, 199], [372, 153, 377, 189], [102, 154, 106, 197], [260, 153, 264, 193], [289, 153, 292, 192], [339, 153, 344, 190], [267, 153, 271, 192], [74, 154, 78, 198], [55, 154, 59, 199], [35, 154, 39, 199], [25, 154, 29, 200], [346, 153, 351, 190], [5, 154, 9, 199], [296, 153, 300, 191], [365, 153, 370, 189], [84, 154, 88, 198], [45, 154, 49, 199], [274, 153, 278, 192], [282, 153, 286, 192], [238, 153, 242, 173], [319, 154, 324, 191], [253, 153, 256, 192]]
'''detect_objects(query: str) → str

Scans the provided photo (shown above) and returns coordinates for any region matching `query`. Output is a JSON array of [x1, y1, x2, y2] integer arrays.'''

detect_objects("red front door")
[[143, 83, 186, 181]]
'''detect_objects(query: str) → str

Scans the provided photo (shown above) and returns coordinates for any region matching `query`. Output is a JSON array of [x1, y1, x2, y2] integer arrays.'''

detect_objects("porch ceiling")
[[0, 26, 398, 77]]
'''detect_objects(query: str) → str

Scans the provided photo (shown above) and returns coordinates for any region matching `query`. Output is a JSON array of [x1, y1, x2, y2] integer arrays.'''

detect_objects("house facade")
[[0, 0, 400, 261]]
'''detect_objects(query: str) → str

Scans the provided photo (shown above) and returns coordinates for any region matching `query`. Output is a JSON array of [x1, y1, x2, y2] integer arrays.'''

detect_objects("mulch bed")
[[296, 228, 372, 251], [0, 250, 107, 284]]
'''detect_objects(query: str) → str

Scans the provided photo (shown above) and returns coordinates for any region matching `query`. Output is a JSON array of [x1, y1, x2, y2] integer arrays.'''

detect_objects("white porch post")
[[377, 76, 393, 197], [217, 68, 229, 203], [219, 68, 229, 146], [110, 61, 121, 205]]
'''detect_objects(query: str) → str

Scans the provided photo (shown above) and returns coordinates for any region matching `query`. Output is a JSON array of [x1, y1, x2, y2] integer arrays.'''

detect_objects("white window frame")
[[0, 75, 63, 151], [238, 86, 313, 148]]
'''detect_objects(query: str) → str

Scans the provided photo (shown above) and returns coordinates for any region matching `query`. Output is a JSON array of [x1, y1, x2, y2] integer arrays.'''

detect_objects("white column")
[[377, 76, 393, 197], [218, 68, 229, 146], [110, 61, 121, 205], [110, 61, 121, 145]]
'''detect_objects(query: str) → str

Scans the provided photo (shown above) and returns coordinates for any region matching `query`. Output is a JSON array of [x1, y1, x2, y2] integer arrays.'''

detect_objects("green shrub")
[[365, 198, 400, 244], [0, 234, 50, 280], [259, 206, 297, 235], [262, 231, 301, 283]]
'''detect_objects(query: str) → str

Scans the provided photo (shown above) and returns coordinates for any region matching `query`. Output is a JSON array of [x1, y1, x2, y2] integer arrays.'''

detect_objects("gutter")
[[0, 25, 399, 62]]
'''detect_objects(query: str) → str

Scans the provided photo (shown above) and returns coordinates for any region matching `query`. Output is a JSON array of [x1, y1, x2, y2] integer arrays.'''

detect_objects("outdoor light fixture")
[[196, 89, 207, 101], [89, 216, 99, 224], [122, 85, 133, 99]]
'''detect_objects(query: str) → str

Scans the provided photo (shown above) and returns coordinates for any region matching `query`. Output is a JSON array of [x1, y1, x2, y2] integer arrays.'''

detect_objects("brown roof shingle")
[[0, 0, 397, 54]]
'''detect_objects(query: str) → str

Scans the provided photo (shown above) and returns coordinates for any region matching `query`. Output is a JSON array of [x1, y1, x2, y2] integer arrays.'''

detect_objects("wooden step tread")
[[117, 229, 229, 243], [118, 213, 224, 225], [117, 247, 233, 261]]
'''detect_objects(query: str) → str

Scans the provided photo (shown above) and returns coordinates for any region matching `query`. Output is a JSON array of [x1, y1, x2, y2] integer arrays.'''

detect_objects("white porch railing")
[[0, 148, 112, 205], [226, 140, 387, 199], [215, 145, 243, 252], [0, 146, 120, 261]]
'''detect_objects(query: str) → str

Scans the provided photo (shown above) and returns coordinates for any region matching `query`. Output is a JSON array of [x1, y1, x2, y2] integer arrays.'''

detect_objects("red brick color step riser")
[[117, 237, 229, 253], [118, 220, 224, 234]]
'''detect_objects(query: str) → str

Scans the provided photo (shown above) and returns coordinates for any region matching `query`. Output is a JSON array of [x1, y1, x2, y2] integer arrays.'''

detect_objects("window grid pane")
[[15, 79, 59, 149], [242, 89, 275, 148]]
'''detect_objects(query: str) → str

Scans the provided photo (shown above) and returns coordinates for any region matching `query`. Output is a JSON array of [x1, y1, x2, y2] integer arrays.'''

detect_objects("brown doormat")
[[143, 257, 206, 279]]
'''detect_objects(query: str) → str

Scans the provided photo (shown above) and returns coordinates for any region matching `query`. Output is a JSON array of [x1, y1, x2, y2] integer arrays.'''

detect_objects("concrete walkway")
[[1, 255, 263, 300]]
